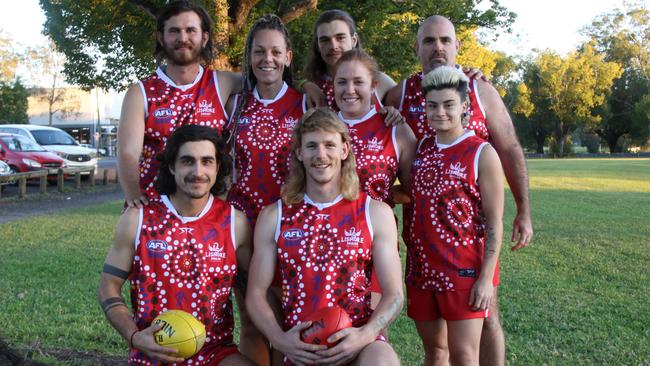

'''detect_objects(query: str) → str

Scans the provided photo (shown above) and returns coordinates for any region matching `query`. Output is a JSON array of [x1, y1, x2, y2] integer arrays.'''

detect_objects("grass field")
[[1, 158, 649, 365]]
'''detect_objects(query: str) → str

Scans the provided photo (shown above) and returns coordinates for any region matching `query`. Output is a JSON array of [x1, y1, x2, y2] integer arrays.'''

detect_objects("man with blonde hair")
[[247, 108, 404, 365]]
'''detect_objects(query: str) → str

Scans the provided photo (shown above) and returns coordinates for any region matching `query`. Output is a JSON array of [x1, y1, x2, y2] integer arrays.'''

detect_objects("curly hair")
[[156, 125, 232, 196]]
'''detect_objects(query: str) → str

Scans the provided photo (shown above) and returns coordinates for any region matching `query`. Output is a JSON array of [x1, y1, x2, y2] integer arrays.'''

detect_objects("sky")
[[0, 0, 634, 81]]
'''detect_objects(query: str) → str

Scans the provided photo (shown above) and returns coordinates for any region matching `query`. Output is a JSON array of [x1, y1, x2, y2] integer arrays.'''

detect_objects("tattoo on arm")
[[372, 297, 403, 334], [103, 263, 130, 279], [485, 225, 498, 257], [101, 296, 127, 314]]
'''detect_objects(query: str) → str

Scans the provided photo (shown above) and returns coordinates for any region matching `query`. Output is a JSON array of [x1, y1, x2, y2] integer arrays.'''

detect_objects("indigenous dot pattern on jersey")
[[341, 109, 398, 204], [407, 132, 492, 292], [129, 196, 237, 365], [276, 194, 374, 330], [227, 84, 305, 223], [400, 72, 489, 142], [139, 67, 227, 199]]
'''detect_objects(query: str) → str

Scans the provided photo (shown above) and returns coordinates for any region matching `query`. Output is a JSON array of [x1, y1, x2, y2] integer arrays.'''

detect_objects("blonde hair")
[[281, 108, 359, 205], [421, 66, 470, 126]]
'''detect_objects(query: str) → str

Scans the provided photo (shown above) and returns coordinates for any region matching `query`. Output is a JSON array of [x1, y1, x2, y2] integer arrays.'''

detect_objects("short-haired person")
[[99, 125, 254, 365], [385, 16, 533, 365], [246, 108, 404, 366], [407, 66, 504, 366]]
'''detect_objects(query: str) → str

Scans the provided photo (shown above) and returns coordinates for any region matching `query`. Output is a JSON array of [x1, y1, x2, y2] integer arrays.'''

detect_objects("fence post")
[[90, 168, 95, 187], [75, 172, 81, 189], [103, 169, 109, 185], [19, 177, 27, 199], [57, 169, 65, 192], [40, 175, 47, 194]]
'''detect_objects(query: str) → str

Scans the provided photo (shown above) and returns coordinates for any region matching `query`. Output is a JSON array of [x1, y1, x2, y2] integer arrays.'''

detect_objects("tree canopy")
[[40, 0, 515, 90]]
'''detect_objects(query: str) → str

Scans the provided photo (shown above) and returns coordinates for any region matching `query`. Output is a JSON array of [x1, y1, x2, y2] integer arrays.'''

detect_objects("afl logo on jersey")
[[408, 105, 425, 114], [282, 228, 305, 246], [153, 108, 174, 123], [146, 240, 169, 257]]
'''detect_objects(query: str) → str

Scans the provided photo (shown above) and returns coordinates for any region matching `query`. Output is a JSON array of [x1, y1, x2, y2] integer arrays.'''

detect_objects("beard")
[[163, 42, 203, 66]]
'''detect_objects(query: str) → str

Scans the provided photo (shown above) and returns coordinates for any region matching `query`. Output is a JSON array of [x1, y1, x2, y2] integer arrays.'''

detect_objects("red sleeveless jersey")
[[129, 195, 238, 365], [316, 76, 384, 112], [406, 131, 493, 292], [340, 109, 399, 204], [138, 66, 228, 198], [399, 71, 489, 142], [276, 194, 374, 329], [227, 83, 306, 224]]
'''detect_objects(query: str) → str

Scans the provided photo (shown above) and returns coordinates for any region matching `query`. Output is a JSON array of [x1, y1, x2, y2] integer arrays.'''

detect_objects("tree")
[[40, 0, 515, 90], [0, 80, 29, 124], [25, 42, 75, 126], [582, 3, 650, 152], [517, 46, 622, 156], [0, 29, 21, 82]]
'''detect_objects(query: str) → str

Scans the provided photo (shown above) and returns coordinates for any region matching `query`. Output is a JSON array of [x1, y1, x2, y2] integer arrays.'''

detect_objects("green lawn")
[[1, 158, 649, 365]]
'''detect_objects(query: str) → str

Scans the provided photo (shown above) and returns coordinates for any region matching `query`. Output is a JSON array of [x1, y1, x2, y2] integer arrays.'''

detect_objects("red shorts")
[[205, 345, 240, 365], [406, 285, 490, 321]]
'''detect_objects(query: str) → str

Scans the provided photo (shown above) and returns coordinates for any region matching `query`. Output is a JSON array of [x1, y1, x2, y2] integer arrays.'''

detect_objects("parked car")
[[0, 125, 98, 174], [0, 133, 66, 179], [0, 159, 12, 190]]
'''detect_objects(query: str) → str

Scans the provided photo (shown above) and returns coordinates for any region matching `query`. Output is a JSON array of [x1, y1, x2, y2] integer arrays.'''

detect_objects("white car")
[[0, 124, 98, 174]]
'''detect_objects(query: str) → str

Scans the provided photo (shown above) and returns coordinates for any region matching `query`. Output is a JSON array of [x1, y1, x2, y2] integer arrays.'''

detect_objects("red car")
[[0, 133, 65, 178]]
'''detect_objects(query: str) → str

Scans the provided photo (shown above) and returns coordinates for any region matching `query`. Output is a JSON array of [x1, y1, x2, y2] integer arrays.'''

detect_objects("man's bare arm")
[[383, 80, 405, 110], [317, 199, 403, 365], [478, 79, 533, 250], [117, 84, 148, 208], [98, 208, 183, 363]]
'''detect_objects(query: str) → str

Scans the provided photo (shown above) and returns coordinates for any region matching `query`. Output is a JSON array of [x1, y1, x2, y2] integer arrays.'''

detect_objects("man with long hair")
[[99, 125, 254, 365], [247, 108, 403, 365], [117, 0, 242, 208]]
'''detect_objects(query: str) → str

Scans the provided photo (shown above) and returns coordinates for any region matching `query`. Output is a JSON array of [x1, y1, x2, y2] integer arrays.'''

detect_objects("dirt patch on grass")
[[0, 337, 126, 365]]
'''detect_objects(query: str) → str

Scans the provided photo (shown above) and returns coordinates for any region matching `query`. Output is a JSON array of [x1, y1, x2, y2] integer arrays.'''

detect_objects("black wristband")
[[100, 297, 126, 313], [103, 263, 130, 279]]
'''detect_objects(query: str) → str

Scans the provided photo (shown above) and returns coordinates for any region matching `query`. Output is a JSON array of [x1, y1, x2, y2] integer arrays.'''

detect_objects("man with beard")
[[117, 1, 241, 208], [99, 125, 255, 365], [385, 15, 533, 366]]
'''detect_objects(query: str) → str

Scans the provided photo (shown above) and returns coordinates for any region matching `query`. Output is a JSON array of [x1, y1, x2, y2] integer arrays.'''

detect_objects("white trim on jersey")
[[253, 82, 289, 106], [436, 130, 476, 150], [274, 200, 282, 243], [230, 205, 237, 251], [134, 206, 144, 250], [474, 142, 489, 185], [137, 81, 148, 118], [392, 125, 400, 161], [301, 94, 308, 113], [303, 194, 344, 210], [160, 194, 215, 223], [373, 90, 384, 108], [364, 195, 374, 241], [337, 107, 377, 127], [213, 70, 228, 119], [471, 79, 487, 119], [155, 65, 204, 91]]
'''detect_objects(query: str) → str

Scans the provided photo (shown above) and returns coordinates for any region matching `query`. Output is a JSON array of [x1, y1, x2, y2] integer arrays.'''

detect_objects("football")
[[301, 306, 352, 347], [152, 310, 206, 358]]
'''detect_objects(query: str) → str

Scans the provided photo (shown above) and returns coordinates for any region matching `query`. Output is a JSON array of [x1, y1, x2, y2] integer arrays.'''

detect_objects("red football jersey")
[[276, 194, 374, 329], [339, 109, 399, 204], [129, 195, 238, 365], [406, 131, 493, 292], [138, 66, 228, 198], [399, 71, 489, 142], [227, 83, 306, 224]]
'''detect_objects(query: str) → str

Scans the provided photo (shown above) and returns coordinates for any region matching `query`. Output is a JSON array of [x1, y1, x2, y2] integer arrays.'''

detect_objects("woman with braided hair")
[[225, 14, 307, 226]]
